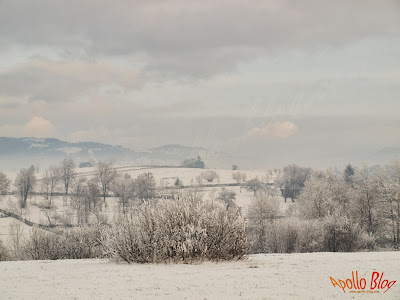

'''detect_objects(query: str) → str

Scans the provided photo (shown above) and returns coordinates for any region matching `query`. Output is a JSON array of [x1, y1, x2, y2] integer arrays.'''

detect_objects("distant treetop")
[[181, 156, 205, 169]]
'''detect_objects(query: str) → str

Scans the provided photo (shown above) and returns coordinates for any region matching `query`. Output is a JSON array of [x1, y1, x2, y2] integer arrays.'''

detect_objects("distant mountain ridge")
[[0, 137, 128, 155], [0, 137, 231, 171]]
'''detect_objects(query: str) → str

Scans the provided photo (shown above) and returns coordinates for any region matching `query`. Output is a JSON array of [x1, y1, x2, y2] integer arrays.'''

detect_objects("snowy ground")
[[1, 252, 399, 300], [73, 166, 272, 187]]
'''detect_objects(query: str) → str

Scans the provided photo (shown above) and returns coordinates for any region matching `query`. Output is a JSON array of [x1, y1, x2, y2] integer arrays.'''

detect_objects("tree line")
[[247, 160, 400, 253]]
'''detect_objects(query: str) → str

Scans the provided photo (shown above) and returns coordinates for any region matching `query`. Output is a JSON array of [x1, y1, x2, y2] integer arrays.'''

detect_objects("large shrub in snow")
[[101, 197, 248, 263]]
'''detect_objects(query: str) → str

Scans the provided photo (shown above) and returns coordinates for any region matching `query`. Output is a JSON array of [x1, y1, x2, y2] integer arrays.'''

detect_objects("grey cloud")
[[0, 0, 399, 78], [0, 59, 142, 102]]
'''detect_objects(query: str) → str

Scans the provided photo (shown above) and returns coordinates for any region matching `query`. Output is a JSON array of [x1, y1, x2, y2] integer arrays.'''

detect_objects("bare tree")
[[112, 173, 135, 216], [232, 171, 247, 192], [0, 172, 11, 195], [70, 177, 101, 224], [70, 178, 89, 225], [217, 187, 236, 210], [14, 166, 37, 208], [41, 205, 58, 225], [40, 165, 61, 205], [60, 158, 76, 195], [96, 161, 118, 208], [86, 178, 103, 223]]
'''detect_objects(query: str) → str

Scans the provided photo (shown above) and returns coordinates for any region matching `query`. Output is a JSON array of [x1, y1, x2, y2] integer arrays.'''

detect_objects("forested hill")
[[0, 137, 231, 171]]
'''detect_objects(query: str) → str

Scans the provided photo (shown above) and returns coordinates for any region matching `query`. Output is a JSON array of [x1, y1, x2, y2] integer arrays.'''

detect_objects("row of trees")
[[9, 158, 77, 208], [247, 160, 400, 253], [0, 159, 158, 224]]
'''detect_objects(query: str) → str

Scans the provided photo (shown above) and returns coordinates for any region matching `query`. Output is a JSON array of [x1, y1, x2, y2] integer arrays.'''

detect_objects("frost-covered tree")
[[8, 220, 24, 258], [0, 172, 11, 195], [232, 171, 247, 192], [201, 170, 219, 182], [375, 159, 400, 246], [14, 166, 37, 208], [298, 171, 354, 219], [134, 172, 156, 202], [353, 165, 380, 235], [245, 177, 263, 195], [277, 164, 312, 202], [247, 190, 281, 252]]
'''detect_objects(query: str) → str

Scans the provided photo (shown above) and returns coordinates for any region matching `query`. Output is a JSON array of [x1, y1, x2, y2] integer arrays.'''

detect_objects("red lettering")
[[346, 279, 353, 289], [378, 272, 384, 288], [371, 272, 379, 290], [381, 280, 388, 289], [360, 278, 366, 290], [352, 271, 357, 289], [339, 280, 347, 293], [384, 281, 397, 293]]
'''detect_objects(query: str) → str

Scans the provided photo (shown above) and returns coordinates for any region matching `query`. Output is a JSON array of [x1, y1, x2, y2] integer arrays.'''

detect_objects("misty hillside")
[[371, 147, 400, 164], [141, 144, 232, 168], [0, 137, 231, 171], [0, 137, 135, 171]]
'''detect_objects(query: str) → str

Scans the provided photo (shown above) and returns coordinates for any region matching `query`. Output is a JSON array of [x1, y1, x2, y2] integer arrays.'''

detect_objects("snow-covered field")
[[73, 166, 272, 187], [1, 252, 399, 300], [0, 166, 279, 231]]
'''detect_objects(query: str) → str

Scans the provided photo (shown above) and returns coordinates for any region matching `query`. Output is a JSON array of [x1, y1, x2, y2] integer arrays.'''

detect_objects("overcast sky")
[[0, 0, 400, 168]]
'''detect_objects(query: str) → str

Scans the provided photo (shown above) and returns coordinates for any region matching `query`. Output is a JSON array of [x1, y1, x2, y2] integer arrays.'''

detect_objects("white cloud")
[[247, 121, 299, 139], [0, 116, 55, 137], [23, 116, 55, 137]]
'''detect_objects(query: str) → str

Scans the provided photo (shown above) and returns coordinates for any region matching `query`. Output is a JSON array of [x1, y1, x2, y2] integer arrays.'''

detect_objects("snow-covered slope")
[[1, 252, 399, 299]]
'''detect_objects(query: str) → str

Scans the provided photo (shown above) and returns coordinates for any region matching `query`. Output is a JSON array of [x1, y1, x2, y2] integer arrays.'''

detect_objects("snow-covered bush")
[[60, 225, 104, 259], [22, 227, 62, 260], [321, 214, 375, 252], [248, 216, 374, 254], [21, 225, 104, 260], [101, 197, 247, 263], [0, 240, 10, 261], [295, 219, 325, 253]]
